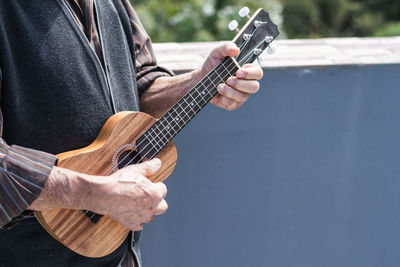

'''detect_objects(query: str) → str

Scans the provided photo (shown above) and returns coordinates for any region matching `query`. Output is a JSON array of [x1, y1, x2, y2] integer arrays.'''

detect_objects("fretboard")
[[136, 57, 239, 159]]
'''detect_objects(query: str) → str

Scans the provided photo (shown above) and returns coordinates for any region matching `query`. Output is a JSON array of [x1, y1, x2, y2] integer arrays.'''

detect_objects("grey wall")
[[141, 64, 400, 267]]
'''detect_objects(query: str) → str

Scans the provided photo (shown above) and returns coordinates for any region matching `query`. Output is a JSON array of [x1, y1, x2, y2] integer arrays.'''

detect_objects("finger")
[[133, 224, 143, 231], [217, 84, 250, 102], [117, 220, 143, 231], [236, 64, 264, 80], [211, 95, 242, 111], [144, 215, 156, 224], [226, 77, 260, 94], [148, 182, 167, 201], [153, 199, 168, 215], [126, 158, 161, 177], [211, 42, 239, 60]]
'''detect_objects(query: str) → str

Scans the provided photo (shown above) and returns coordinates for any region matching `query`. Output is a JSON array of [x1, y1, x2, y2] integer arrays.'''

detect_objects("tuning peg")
[[266, 45, 276, 55], [228, 20, 239, 33], [239, 7, 251, 19]]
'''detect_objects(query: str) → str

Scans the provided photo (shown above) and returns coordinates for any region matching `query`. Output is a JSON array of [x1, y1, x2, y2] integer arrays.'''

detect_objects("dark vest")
[[0, 0, 140, 154], [0, 0, 141, 265]]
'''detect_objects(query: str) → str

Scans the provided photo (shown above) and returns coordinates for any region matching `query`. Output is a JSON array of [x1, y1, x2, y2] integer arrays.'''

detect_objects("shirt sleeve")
[[121, 0, 174, 95], [0, 67, 58, 229]]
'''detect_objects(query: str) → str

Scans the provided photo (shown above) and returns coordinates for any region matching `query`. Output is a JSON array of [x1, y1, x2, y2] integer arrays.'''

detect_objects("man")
[[0, 0, 263, 266]]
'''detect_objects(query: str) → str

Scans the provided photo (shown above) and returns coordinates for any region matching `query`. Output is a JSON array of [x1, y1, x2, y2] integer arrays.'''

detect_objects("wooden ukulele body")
[[35, 111, 177, 258]]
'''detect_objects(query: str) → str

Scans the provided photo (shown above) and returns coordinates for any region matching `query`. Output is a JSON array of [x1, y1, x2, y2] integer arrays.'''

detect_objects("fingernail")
[[236, 71, 245, 78], [217, 84, 225, 92], [227, 77, 235, 86]]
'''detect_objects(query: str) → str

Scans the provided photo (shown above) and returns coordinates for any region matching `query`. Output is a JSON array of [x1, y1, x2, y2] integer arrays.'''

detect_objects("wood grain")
[[35, 111, 177, 258]]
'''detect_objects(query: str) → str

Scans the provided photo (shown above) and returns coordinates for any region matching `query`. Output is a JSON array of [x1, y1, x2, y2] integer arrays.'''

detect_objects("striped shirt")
[[0, 0, 172, 265]]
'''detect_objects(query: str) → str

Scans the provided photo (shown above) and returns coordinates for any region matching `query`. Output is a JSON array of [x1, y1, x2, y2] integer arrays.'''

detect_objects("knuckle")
[[258, 69, 264, 80], [159, 182, 167, 193], [233, 102, 243, 110], [121, 220, 139, 231], [142, 163, 153, 173], [133, 224, 143, 231], [252, 82, 260, 93], [226, 101, 237, 111], [160, 183, 168, 197], [223, 41, 232, 49], [150, 186, 166, 201], [240, 93, 250, 102], [159, 201, 169, 214], [148, 190, 161, 201], [134, 189, 146, 200]]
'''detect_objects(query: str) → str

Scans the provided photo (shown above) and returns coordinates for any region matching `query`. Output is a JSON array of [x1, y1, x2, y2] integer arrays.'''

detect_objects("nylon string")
[[109, 35, 269, 175], [105, 58, 238, 175]]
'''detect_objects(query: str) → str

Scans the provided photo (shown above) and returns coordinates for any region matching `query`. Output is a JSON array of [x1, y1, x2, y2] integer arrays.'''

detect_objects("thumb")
[[127, 158, 162, 177], [202, 42, 240, 75], [210, 42, 239, 60]]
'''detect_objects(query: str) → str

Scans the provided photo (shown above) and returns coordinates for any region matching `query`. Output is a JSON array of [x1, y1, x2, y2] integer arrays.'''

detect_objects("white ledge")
[[153, 37, 400, 71]]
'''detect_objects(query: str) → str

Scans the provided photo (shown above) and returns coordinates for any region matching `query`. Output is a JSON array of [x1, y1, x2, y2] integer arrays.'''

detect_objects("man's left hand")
[[201, 42, 263, 111]]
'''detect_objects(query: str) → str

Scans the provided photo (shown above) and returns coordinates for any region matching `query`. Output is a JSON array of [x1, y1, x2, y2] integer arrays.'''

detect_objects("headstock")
[[229, 7, 279, 66]]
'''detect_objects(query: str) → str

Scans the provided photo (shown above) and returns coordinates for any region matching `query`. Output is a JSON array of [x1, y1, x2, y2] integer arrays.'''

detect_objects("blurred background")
[[132, 1, 400, 267], [132, 0, 400, 41]]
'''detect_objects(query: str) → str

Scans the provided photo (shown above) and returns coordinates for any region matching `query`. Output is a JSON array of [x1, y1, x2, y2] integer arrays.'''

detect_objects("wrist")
[[191, 67, 204, 86], [29, 166, 92, 211]]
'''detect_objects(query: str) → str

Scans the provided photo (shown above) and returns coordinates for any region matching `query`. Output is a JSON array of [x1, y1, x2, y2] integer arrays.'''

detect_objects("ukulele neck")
[[137, 56, 239, 158]]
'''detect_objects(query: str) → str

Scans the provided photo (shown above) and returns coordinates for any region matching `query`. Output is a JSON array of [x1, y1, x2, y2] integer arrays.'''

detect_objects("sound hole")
[[117, 149, 144, 169]]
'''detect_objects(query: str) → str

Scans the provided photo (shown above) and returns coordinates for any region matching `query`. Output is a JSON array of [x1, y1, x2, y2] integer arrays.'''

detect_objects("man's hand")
[[201, 42, 263, 111], [29, 158, 167, 231], [140, 42, 263, 117]]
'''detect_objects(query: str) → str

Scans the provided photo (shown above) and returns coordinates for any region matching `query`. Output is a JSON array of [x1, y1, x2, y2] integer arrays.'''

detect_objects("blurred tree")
[[131, 0, 283, 42], [130, 0, 400, 41], [282, 0, 400, 38]]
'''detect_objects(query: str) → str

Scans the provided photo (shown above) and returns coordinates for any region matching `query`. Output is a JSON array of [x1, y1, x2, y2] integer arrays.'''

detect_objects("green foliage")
[[130, 0, 400, 41], [282, 0, 400, 38], [374, 22, 400, 36], [131, 0, 281, 42]]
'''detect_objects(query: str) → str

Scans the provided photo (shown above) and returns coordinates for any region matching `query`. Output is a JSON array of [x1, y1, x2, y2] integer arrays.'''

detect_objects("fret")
[[168, 108, 185, 133], [152, 124, 168, 147], [143, 129, 164, 157], [215, 70, 225, 84], [221, 62, 231, 77], [208, 71, 219, 85], [177, 101, 192, 122], [158, 119, 176, 139], [197, 86, 208, 103], [186, 92, 202, 112], [143, 132, 162, 151], [181, 97, 197, 118], [202, 75, 214, 93], [191, 87, 207, 107], [136, 134, 157, 160], [173, 103, 190, 124], [206, 86, 217, 99], [153, 125, 167, 147]]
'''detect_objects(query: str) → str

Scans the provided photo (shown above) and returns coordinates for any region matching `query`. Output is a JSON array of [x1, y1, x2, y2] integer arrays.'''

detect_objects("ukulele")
[[35, 7, 279, 258]]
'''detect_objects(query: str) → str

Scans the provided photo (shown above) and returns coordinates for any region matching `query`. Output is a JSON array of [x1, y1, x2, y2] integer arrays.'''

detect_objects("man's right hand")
[[29, 158, 168, 231]]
